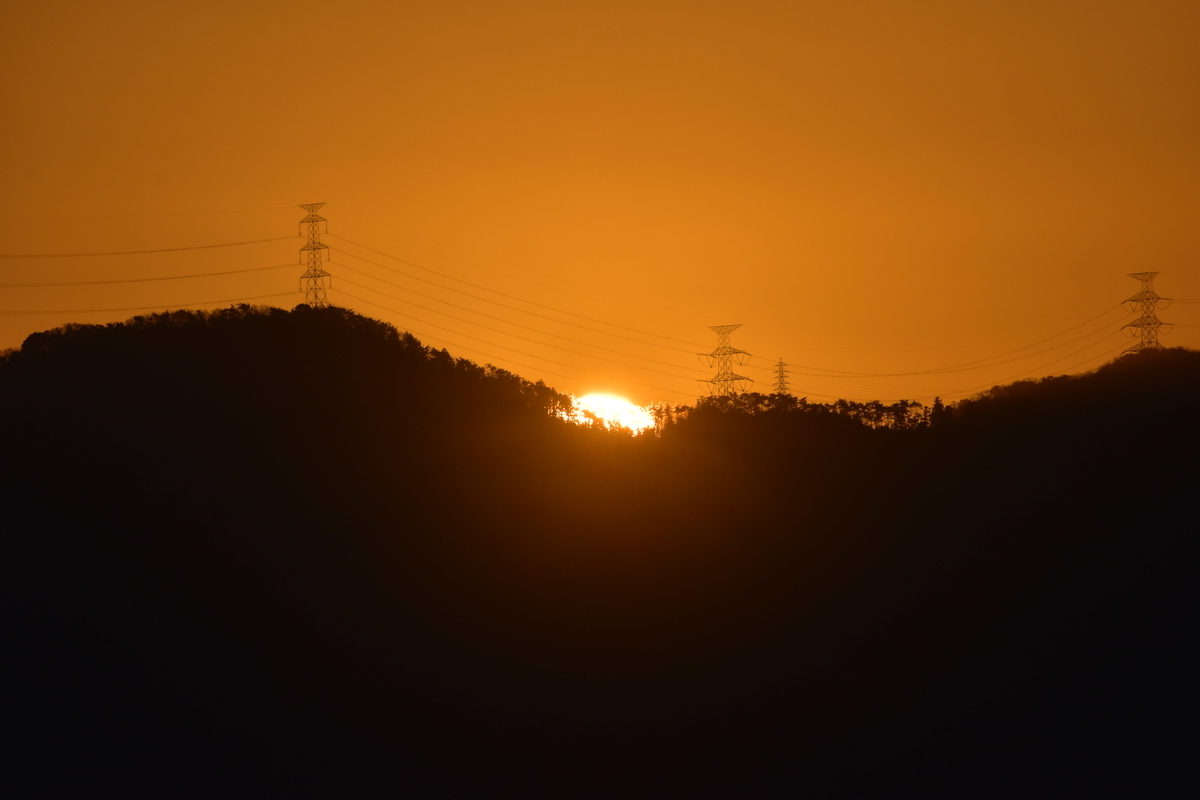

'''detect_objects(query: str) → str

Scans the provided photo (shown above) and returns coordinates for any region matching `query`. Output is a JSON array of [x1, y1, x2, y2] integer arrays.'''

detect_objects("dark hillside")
[[2, 306, 1195, 798]]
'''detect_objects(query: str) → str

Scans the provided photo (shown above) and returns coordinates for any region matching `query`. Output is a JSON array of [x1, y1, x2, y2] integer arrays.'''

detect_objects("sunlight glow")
[[569, 393, 656, 432]]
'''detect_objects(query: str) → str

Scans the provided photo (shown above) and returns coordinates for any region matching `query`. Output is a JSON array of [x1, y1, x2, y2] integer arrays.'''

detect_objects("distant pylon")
[[699, 324, 752, 396], [1123, 272, 1171, 351], [299, 203, 331, 307], [773, 357, 789, 394]]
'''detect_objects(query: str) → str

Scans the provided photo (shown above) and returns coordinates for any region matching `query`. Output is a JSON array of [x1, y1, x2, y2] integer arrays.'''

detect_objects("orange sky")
[[3, 0, 1198, 405]]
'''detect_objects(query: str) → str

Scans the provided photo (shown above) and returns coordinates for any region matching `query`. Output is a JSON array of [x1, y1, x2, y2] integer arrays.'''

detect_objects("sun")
[[570, 393, 656, 432]]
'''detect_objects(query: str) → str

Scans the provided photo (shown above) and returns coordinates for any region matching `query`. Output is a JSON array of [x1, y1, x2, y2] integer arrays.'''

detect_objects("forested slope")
[[2, 305, 1195, 798]]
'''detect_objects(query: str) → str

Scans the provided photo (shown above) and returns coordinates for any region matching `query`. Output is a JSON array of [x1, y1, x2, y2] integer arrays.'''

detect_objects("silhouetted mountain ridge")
[[1, 305, 1195, 798]]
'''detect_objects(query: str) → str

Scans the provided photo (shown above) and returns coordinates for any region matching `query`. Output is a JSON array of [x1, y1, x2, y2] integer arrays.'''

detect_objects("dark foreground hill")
[[1, 305, 1195, 798]]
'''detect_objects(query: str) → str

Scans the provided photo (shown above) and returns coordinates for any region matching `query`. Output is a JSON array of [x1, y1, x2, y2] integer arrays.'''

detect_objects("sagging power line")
[[3, 200, 1194, 405], [0, 263, 295, 288], [326, 233, 707, 350], [0, 291, 298, 316], [0, 236, 295, 258], [336, 288, 693, 399], [335, 273, 699, 382], [330, 259, 705, 375], [320, 208, 1192, 399]]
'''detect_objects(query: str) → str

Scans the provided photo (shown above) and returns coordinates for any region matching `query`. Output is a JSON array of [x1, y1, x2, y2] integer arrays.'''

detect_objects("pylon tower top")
[[1123, 271, 1170, 352], [699, 324, 752, 397], [299, 203, 331, 308], [773, 357, 789, 394]]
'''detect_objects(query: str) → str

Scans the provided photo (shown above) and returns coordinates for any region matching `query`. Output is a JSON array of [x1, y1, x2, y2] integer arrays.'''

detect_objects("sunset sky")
[[3, 0, 1198, 405]]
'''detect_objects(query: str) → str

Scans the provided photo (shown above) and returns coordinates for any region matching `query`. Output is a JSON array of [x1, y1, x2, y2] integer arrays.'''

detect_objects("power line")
[[331, 259, 706, 375], [0, 205, 296, 221], [1058, 340, 1138, 373], [0, 263, 296, 288], [327, 233, 707, 350], [336, 289, 693, 399], [324, 203, 716, 342], [883, 313, 1129, 377], [770, 324, 1125, 402], [334, 231, 1130, 398], [937, 330, 1126, 399], [757, 304, 1130, 378], [338, 289, 595, 383], [333, 246, 701, 356], [0, 236, 297, 259], [330, 228, 1162, 388], [335, 274, 700, 382], [339, 288, 580, 382], [758, 309, 1123, 381], [0, 291, 298, 316]]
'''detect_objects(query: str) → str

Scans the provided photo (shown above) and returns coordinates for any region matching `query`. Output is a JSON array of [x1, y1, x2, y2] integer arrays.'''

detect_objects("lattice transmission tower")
[[699, 324, 752, 396], [773, 357, 789, 394], [1123, 272, 1171, 351], [299, 203, 331, 307]]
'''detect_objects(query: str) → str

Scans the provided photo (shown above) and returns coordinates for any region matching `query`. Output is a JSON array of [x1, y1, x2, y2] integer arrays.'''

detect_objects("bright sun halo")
[[571, 393, 656, 432]]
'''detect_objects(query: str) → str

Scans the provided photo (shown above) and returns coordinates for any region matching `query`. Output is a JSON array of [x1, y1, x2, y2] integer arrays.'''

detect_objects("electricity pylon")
[[299, 203, 331, 307], [1123, 272, 1170, 351], [699, 324, 752, 396], [773, 357, 789, 394]]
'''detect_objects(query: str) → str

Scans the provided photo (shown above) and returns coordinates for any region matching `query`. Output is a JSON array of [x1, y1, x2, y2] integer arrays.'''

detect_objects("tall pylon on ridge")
[[773, 357, 789, 394], [699, 324, 752, 396], [299, 203, 331, 307], [1123, 272, 1171, 351]]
